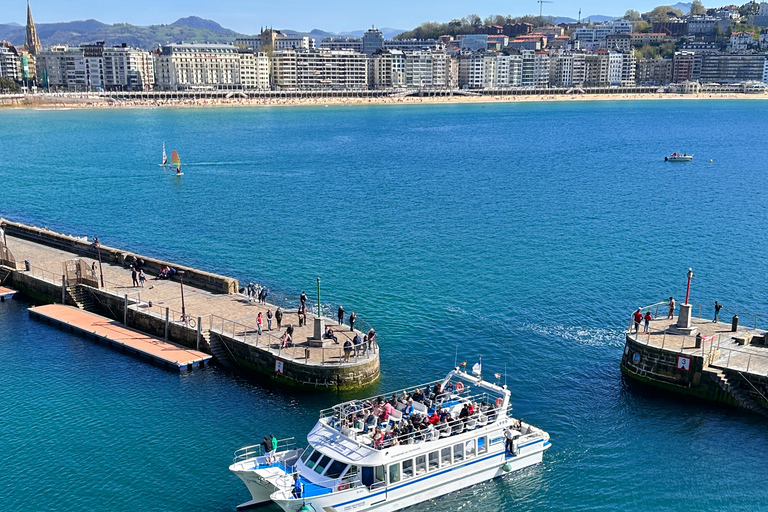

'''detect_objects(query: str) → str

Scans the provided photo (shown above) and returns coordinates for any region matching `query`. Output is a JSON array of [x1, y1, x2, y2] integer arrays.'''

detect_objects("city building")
[[235, 30, 314, 51], [154, 43, 241, 90], [630, 33, 668, 46], [672, 51, 701, 82], [0, 44, 20, 81], [384, 39, 444, 51], [699, 52, 767, 83], [362, 28, 385, 56], [320, 37, 363, 53], [573, 20, 632, 42], [636, 58, 672, 85], [272, 49, 367, 90], [101, 44, 154, 90], [730, 32, 754, 51], [460, 35, 489, 52], [653, 20, 688, 37], [604, 34, 631, 52]]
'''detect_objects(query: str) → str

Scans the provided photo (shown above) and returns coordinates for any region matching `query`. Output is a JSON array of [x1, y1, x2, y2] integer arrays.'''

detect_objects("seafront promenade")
[[0, 220, 379, 388], [622, 301, 768, 415]]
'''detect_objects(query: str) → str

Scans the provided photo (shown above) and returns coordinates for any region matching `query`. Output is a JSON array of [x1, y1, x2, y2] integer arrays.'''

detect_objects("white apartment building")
[[272, 49, 367, 90], [103, 45, 154, 91], [608, 51, 623, 85], [235, 33, 314, 51], [368, 50, 406, 88], [460, 35, 489, 52], [573, 20, 632, 42], [0, 45, 20, 80], [730, 32, 754, 51], [320, 37, 364, 53], [384, 39, 445, 51], [155, 43, 241, 90], [533, 51, 550, 87], [237, 51, 271, 90]]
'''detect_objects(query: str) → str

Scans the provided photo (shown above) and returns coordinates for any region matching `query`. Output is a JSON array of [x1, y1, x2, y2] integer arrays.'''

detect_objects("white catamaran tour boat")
[[230, 363, 550, 511]]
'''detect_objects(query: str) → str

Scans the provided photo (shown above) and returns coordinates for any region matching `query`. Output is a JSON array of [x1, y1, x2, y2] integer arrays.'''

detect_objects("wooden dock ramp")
[[0, 286, 16, 301], [29, 304, 211, 370]]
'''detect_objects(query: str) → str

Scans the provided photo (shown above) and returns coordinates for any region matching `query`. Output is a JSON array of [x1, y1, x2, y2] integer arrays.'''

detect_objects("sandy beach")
[[2, 91, 767, 110]]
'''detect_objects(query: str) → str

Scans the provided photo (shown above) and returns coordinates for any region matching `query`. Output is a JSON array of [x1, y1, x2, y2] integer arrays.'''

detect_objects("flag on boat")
[[494, 373, 502, 380], [472, 356, 482, 376], [460, 361, 466, 367]]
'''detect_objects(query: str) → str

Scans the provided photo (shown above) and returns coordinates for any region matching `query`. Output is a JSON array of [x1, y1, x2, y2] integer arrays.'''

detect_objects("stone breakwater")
[[0, 219, 380, 390]]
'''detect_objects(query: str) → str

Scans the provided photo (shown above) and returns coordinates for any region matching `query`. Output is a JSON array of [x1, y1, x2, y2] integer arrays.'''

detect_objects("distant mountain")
[[0, 17, 245, 48], [171, 16, 231, 33]]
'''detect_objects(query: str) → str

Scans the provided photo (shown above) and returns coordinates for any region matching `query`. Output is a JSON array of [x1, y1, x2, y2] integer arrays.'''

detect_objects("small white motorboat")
[[665, 152, 693, 162]]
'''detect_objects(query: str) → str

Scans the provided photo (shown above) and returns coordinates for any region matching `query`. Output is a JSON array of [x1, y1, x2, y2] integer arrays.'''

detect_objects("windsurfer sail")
[[170, 150, 182, 174], [161, 142, 168, 166]]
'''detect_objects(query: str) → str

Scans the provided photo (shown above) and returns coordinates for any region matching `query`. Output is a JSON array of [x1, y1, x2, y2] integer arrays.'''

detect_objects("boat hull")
[[271, 443, 548, 512], [665, 156, 693, 162]]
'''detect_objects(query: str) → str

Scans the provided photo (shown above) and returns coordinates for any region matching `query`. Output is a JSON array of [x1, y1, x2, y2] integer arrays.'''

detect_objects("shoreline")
[[2, 91, 768, 110]]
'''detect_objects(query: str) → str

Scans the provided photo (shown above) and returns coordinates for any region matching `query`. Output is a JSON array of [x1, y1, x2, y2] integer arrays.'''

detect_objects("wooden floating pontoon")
[[28, 304, 211, 370]]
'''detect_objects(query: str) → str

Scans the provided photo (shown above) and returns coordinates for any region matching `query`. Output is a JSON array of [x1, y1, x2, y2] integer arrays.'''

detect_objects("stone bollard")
[[731, 315, 739, 332], [305, 347, 310, 360], [695, 333, 702, 348]]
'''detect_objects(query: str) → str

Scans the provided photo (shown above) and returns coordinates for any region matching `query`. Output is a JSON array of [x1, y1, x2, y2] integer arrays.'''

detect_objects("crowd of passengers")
[[332, 382, 499, 449]]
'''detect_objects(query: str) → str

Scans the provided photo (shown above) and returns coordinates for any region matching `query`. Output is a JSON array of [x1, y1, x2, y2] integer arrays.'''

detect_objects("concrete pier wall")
[[2, 220, 237, 294], [215, 331, 380, 390]]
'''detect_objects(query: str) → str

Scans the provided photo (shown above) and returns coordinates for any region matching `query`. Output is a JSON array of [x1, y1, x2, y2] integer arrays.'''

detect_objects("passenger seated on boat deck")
[[292, 474, 303, 499], [412, 388, 424, 403]]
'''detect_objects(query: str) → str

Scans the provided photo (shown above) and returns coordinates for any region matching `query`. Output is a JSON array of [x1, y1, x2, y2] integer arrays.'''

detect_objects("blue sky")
[[9, 1, 675, 33]]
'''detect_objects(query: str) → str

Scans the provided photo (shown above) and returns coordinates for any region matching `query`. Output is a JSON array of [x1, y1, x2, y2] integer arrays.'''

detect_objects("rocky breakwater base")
[[621, 300, 768, 416], [0, 219, 380, 390]]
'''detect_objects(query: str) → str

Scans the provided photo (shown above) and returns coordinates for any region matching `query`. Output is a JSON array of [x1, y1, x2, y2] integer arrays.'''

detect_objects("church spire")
[[25, 1, 41, 55]]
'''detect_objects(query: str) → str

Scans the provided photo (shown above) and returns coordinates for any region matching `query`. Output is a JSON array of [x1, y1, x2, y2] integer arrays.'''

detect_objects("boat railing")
[[274, 471, 364, 501], [233, 437, 297, 463], [319, 374, 504, 421]]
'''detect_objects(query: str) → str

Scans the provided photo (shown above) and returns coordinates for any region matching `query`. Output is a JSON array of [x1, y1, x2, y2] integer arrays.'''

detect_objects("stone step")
[[208, 332, 235, 368]]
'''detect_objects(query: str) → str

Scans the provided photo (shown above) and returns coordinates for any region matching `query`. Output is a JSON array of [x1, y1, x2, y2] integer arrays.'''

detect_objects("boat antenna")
[[454, 344, 458, 369], [504, 363, 507, 387]]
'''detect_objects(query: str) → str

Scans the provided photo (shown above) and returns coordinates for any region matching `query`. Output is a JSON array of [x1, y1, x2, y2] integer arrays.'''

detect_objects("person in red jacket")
[[643, 311, 653, 333], [633, 308, 643, 333]]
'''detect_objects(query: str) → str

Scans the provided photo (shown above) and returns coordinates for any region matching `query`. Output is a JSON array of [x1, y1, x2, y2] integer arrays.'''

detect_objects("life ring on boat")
[[455, 382, 464, 393], [495, 397, 503, 408], [337, 483, 349, 491]]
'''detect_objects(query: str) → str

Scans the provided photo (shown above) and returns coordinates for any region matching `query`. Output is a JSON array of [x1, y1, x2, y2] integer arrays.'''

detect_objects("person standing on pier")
[[633, 308, 643, 333], [300, 291, 307, 308], [131, 266, 139, 287], [714, 301, 723, 322], [266, 309, 273, 330], [368, 328, 377, 351], [349, 311, 356, 332], [643, 311, 652, 333], [337, 305, 344, 325], [299, 304, 307, 327], [257, 312, 263, 335], [275, 307, 283, 329], [667, 297, 676, 319], [139, 269, 146, 288]]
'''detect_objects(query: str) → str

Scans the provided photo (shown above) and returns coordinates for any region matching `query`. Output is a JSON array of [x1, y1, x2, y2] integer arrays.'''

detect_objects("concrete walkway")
[[6, 235, 376, 366]]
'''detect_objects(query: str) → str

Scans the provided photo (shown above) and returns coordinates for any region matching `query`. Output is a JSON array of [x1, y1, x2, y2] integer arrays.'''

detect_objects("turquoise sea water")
[[1, 100, 767, 512]]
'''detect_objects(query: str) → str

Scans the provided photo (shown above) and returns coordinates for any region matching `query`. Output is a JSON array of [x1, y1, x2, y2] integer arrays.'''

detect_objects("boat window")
[[314, 455, 331, 474], [325, 460, 348, 479], [429, 451, 440, 471], [306, 450, 322, 469], [389, 463, 400, 484], [453, 443, 464, 462], [375, 465, 386, 487], [402, 459, 414, 479], [478, 436, 487, 455], [415, 455, 427, 475], [300, 447, 313, 464], [465, 439, 476, 460], [441, 447, 452, 466]]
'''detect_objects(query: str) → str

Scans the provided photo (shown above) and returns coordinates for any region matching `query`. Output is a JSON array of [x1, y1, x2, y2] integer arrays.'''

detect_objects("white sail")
[[162, 142, 168, 165]]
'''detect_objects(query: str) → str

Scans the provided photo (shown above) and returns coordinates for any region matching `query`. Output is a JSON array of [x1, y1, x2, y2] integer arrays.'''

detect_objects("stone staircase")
[[65, 285, 99, 313], [207, 331, 235, 368], [710, 368, 768, 417]]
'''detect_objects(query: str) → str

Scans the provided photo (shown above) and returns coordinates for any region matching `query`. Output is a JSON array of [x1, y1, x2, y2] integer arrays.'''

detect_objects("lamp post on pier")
[[317, 277, 321, 319], [178, 270, 187, 324], [684, 267, 695, 305], [93, 236, 104, 288], [675, 267, 697, 335]]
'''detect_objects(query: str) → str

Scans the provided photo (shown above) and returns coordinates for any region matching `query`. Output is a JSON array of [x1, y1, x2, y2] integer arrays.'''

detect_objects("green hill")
[[0, 17, 248, 49]]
